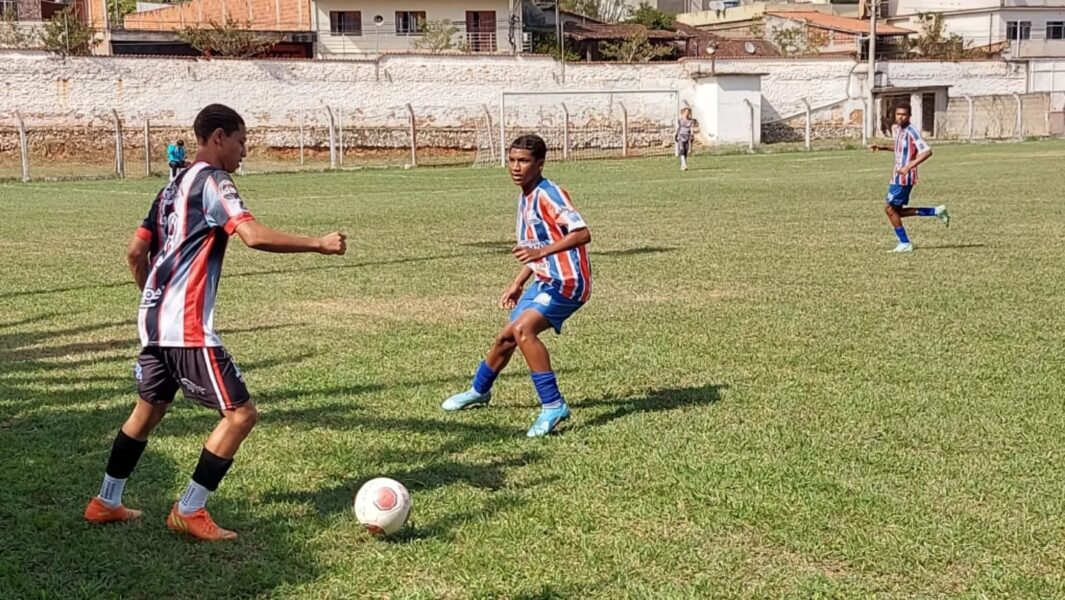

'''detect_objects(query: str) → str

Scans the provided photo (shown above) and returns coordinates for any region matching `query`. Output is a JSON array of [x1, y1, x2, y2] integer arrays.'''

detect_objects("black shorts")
[[676, 140, 691, 156], [134, 346, 250, 411]]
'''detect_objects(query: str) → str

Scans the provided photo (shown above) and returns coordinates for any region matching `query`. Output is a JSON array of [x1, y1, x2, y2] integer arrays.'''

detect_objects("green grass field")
[[2, 142, 1065, 598]]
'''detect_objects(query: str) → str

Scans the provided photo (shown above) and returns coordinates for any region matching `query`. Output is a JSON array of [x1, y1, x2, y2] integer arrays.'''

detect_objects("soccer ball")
[[353, 477, 411, 536]]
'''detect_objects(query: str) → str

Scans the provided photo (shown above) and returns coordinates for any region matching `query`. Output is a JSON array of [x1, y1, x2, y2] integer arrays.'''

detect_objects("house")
[[313, 0, 522, 58], [884, 0, 1065, 59], [678, 4, 912, 57]]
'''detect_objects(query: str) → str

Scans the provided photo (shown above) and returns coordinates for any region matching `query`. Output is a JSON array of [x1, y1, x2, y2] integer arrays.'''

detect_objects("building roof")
[[564, 22, 687, 42], [768, 11, 912, 36], [675, 23, 780, 58]]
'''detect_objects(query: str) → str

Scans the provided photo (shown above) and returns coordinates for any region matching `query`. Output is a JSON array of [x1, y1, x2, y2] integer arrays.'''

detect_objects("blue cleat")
[[526, 402, 571, 437], [441, 389, 491, 411]]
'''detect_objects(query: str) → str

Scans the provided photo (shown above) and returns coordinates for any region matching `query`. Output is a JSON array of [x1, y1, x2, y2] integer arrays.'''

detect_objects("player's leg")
[[679, 141, 688, 171], [85, 350, 175, 524], [905, 205, 950, 227], [885, 186, 914, 252], [166, 347, 251, 541], [442, 324, 518, 411], [511, 309, 573, 438]]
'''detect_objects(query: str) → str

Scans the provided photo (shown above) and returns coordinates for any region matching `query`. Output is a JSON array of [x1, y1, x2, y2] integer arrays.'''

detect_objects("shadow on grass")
[[577, 383, 728, 429], [916, 243, 987, 251], [461, 240, 679, 259]]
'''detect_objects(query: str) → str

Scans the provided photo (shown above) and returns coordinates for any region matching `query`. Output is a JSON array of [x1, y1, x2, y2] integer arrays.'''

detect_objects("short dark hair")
[[895, 102, 912, 115], [193, 104, 245, 142], [176, 139, 185, 146], [509, 134, 547, 161]]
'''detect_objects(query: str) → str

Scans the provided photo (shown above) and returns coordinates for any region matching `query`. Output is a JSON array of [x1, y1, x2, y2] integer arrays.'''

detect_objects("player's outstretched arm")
[[235, 220, 347, 255], [126, 235, 152, 291], [511, 227, 591, 264]]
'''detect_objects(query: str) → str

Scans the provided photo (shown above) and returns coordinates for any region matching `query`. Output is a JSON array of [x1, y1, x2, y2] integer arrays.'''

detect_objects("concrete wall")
[[0, 51, 1035, 151]]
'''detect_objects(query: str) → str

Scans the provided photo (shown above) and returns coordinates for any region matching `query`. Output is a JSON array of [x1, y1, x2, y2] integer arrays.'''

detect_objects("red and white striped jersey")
[[516, 179, 592, 303]]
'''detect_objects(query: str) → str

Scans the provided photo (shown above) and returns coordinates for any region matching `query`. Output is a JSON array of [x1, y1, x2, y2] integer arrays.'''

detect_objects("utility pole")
[[868, 0, 877, 140]]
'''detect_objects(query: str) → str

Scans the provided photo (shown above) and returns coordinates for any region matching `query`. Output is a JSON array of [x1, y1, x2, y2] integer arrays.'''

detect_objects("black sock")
[[104, 430, 148, 479], [191, 448, 234, 492]]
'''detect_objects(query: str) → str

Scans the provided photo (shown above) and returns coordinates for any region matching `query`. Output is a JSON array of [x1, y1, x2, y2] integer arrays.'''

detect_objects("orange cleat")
[[84, 496, 143, 524], [166, 504, 238, 541]]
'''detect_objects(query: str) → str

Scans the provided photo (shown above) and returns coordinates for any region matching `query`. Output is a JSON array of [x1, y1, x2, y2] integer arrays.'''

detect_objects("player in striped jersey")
[[870, 103, 950, 253], [84, 105, 347, 541], [442, 134, 592, 437]]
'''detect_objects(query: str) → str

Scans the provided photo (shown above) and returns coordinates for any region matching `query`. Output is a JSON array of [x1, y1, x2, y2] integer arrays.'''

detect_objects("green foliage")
[[908, 12, 981, 59], [560, 0, 630, 23], [600, 29, 675, 62], [0, 8, 40, 48], [178, 18, 283, 57], [770, 24, 827, 56], [627, 2, 675, 31], [413, 19, 467, 53], [532, 32, 580, 61], [41, 8, 97, 56]]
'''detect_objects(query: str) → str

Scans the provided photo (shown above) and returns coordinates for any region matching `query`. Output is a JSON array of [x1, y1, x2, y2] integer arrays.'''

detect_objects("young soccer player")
[[84, 104, 347, 541], [167, 139, 187, 182], [870, 103, 950, 253], [441, 134, 591, 438], [675, 107, 695, 172]]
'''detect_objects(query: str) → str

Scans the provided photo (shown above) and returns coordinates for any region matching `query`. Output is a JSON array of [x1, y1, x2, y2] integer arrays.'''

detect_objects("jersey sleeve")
[[909, 127, 931, 153], [203, 171, 255, 234], [542, 187, 588, 233], [135, 194, 161, 255]]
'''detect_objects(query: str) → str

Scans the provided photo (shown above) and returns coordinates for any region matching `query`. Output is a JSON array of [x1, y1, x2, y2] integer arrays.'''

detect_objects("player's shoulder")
[[538, 178, 572, 203]]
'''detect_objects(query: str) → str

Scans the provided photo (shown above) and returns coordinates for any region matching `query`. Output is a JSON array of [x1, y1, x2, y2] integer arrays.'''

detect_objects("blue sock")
[[894, 227, 910, 244], [471, 361, 498, 395], [916, 207, 936, 217], [530, 371, 563, 409]]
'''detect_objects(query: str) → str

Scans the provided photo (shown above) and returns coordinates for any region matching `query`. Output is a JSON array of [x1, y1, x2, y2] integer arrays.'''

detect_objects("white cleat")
[[889, 242, 914, 253], [936, 205, 950, 228]]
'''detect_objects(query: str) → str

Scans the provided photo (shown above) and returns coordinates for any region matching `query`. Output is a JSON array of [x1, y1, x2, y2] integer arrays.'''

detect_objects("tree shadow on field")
[[575, 383, 728, 429], [915, 243, 987, 252], [462, 240, 679, 258]]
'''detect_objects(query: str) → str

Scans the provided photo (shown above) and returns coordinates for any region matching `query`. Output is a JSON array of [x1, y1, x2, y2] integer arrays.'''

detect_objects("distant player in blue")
[[167, 139, 187, 181], [442, 134, 592, 437], [869, 103, 949, 252]]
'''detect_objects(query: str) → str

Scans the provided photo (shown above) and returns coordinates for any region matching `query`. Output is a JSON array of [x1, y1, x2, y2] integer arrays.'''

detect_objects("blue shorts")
[[510, 281, 584, 334], [886, 184, 914, 207]]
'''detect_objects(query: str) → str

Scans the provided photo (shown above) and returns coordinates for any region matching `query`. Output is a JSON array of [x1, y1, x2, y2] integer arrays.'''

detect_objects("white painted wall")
[[314, 0, 514, 57], [0, 51, 1032, 142]]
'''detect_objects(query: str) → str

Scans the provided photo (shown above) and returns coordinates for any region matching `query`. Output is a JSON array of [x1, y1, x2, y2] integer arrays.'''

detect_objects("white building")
[[313, 0, 523, 58], [886, 0, 1065, 58]]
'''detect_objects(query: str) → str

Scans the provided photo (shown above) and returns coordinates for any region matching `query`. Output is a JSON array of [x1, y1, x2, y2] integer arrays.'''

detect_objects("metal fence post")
[[743, 98, 755, 153], [15, 110, 30, 182], [406, 103, 417, 168], [338, 108, 345, 167], [620, 103, 628, 158], [482, 105, 496, 164], [326, 106, 337, 169], [299, 111, 305, 166], [113, 109, 125, 178], [964, 94, 974, 143], [1013, 92, 1023, 140], [562, 103, 570, 161], [801, 98, 812, 151], [143, 119, 151, 177]]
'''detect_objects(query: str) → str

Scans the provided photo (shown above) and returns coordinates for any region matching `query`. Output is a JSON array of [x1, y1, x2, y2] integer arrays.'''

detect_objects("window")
[[330, 11, 362, 36], [0, 0, 18, 19], [396, 11, 426, 35], [1048, 21, 1064, 40], [1007, 21, 1031, 41]]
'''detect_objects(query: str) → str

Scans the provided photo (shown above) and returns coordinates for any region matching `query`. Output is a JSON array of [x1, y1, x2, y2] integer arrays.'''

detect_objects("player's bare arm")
[[500, 266, 534, 309], [126, 236, 152, 291], [898, 148, 933, 176], [235, 220, 347, 255], [511, 227, 591, 264]]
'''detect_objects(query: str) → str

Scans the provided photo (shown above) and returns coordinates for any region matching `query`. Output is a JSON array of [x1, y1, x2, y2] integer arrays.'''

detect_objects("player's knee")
[[227, 404, 259, 431], [884, 204, 896, 215]]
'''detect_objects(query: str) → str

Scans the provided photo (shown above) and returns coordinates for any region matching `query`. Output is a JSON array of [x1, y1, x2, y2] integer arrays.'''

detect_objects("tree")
[[561, 0, 631, 23], [908, 12, 979, 59], [532, 32, 580, 61], [601, 29, 674, 62], [770, 23, 827, 56], [413, 19, 467, 53], [178, 18, 283, 57], [627, 2, 674, 31], [0, 8, 40, 49], [41, 8, 97, 56]]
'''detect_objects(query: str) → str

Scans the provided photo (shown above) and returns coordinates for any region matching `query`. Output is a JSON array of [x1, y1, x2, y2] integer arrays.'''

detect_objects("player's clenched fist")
[[319, 232, 347, 255]]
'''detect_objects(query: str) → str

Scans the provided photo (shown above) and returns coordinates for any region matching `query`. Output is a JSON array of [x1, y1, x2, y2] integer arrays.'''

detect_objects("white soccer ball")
[[353, 477, 411, 536]]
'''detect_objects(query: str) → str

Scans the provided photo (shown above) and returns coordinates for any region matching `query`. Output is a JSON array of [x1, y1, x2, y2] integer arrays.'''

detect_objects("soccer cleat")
[[166, 504, 238, 541], [889, 242, 914, 253], [526, 402, 571, 438], [84, 496, 143, 524], [936, 205, 950, 227], [441, 389, 491, 411]]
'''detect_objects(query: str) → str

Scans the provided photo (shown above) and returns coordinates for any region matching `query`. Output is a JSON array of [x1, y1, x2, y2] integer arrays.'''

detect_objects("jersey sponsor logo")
[[180, 377, 208, 396], [140, 287, 164, 308]]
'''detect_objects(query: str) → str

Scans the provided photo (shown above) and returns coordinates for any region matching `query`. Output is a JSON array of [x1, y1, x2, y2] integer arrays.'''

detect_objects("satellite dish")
[[706, 44, 717, 56], [744, 41, 757, 55], [373, 15, 384, 26]]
